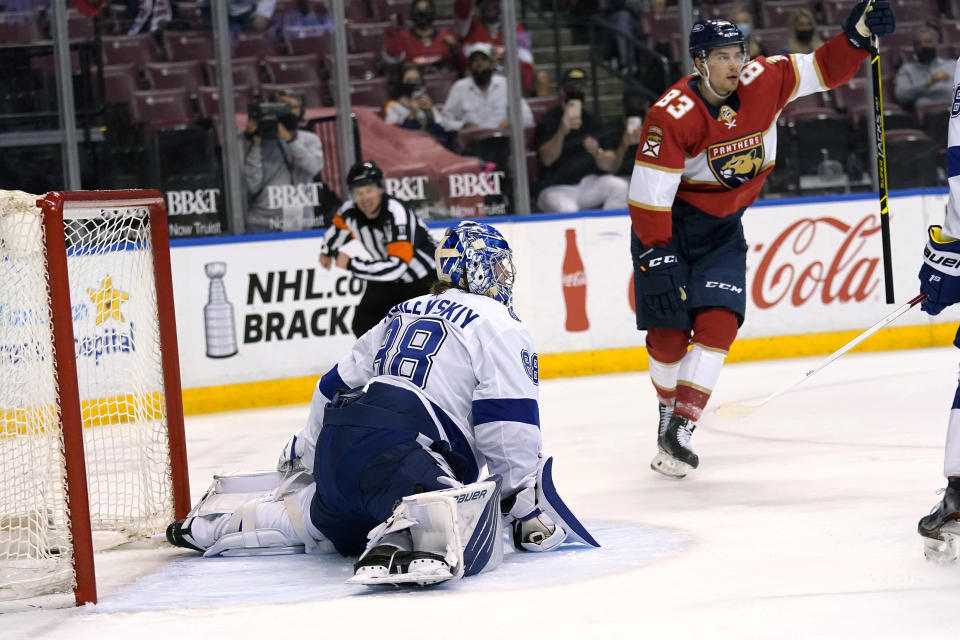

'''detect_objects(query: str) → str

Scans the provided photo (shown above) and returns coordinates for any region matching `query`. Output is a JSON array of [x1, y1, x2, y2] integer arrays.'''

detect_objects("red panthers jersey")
[[628, 34, 867, 247]]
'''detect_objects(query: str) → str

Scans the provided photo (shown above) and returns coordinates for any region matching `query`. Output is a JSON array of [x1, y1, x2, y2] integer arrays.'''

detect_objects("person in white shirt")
[[438, 41, 534, 133]]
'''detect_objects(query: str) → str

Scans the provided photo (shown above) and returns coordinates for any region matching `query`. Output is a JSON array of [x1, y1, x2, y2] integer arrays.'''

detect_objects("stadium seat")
[[527, 95, 561, 122], [847, 102, 917, 131], [348, 21, 389, 57], [163, 30, 215, 62], [232, 31, 278, 59], [915, 101, 952, 150], [204, 57, 262, 91], [0, 11, 41, 44], [373, 0, 414, 22], [884, 129, 939, 188], [283, 27, 331, 57], [753, 28, 789, 54], [422, 71, 458, 103], [640, 7, 680, 38], [102, 34, 162, 67], [456, 127, 502, 154], [197, 85, 255, 118], [326, 52, 379, 80], [261, 81, 326, 108], [265, 54, 323, 84], [784, 92, 825, 113], [101, 63, 140, 104], [785, 108, 850, 176], [345, 77, 389, 108], [66, 9, 95, 39], [761, 0, 814, 29], [130, 88, 195, 128], [145, 60, 206, 95], [331, 0, 370, 21]]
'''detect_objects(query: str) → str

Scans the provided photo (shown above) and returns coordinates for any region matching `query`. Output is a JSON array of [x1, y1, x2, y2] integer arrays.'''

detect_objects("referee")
[[319, 160, 438, 336]]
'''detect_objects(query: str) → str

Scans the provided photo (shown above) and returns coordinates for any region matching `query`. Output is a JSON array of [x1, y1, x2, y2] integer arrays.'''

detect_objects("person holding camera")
[[383, 64, 448, 143], [533, 68, 630, 213], [318, 160, 438, 337], [243, 89, 326, 233]]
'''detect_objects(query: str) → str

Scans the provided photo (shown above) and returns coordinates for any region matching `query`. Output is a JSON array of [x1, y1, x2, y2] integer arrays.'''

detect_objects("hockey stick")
[[714, 293, 925, 420], [870, 33, 896, 304]]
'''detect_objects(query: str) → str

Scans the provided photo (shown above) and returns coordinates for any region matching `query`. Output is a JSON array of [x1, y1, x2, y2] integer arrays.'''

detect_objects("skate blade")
[[346, 567, 454, 587], [923, 521, 960, 564], [650, 451, 691, 479]]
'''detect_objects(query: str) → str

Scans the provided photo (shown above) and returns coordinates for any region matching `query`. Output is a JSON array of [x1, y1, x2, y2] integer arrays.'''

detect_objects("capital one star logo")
[[87, 275, 129, 325]]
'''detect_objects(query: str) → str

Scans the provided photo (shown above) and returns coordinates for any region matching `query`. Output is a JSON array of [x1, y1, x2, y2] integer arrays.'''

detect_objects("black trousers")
[[351, 276, 436, 337]]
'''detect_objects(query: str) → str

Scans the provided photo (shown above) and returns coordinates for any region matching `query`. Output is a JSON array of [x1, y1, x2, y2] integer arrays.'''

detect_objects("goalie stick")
[[714, 293, 925, 419]]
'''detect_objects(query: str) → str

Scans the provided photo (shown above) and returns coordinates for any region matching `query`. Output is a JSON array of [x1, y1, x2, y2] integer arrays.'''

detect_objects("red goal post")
[[0, 189, 189, 606]]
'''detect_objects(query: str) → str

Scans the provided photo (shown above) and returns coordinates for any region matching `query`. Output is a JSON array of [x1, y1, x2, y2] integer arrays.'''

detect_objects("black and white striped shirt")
[[323, 195, 437, 283]]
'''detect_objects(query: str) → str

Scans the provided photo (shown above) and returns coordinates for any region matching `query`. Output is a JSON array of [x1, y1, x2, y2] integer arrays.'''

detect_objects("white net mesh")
[[0, 191, 174, 601]]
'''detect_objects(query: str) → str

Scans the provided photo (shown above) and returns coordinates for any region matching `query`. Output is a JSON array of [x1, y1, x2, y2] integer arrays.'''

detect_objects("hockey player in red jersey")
[[628, 1, 896, 478]]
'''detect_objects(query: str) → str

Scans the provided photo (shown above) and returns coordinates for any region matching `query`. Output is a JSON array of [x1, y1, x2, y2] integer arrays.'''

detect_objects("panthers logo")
[[707, 132, 765, 189]]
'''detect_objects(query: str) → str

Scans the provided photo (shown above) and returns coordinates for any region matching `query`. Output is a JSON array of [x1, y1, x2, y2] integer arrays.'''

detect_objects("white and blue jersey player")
[[166, 221, 598, 586], [916, 57, 960, 561]]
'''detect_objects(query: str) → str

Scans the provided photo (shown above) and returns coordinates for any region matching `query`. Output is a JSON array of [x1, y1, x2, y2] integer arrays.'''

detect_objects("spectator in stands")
[[600, 86, 648, 178], [895, 26, 955, 110], [201, 0, 275, 32], [127, 0, 171, 34], [728, 6, 764, 59], [243, 88, 326, 232], [533, 68, 630, 213], [384, 0, 458, 74], [438, 42, 534, 133], [383, 63, 448, 143], [605, 1, 644, 74], [273, 0, 333, 44], [780, 8, 823, 55], [454, 0, 551, 96]]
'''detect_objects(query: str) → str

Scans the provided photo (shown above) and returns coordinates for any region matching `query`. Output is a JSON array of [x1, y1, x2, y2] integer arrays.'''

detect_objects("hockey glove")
[[501, 487, 566, 553], [842, 0, 895, 50], [637, 246, 686, 314], [919, 225, 960, 316]]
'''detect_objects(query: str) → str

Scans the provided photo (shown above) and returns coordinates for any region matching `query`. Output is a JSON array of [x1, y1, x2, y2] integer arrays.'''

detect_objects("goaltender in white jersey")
[[166, 221, 598, 586]]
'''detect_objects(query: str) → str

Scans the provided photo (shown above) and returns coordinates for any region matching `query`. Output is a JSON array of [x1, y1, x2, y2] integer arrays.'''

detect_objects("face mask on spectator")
[[400, 82, 423, 98], [916, 46, 937, 64], [279, 113, 301, 131], [472, 68, 493, 87], [412, 8, 434, 28], [736, 23, 751, 39], [795, 28, 814, 43], [481, 3, 500, 29]]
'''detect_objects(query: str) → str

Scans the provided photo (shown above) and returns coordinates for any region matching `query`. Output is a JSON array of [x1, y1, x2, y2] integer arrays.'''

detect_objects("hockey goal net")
[[0, 189, 189, 606]]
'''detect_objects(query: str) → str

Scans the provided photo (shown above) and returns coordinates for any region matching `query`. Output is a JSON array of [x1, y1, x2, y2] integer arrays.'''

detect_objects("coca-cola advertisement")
[[507, 192, 960, 357]]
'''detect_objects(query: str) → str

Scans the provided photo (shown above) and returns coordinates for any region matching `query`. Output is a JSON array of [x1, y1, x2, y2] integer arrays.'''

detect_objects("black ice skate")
[[919, 481, 960, 563], [657, 403, 673, 443], [351, 544, 453, 586], [166, 519, 205, 553], [650, 415, 699, 479]]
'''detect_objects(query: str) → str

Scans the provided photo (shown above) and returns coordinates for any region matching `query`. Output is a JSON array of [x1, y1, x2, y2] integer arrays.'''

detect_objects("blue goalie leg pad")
[[537, 457, 600, 548]]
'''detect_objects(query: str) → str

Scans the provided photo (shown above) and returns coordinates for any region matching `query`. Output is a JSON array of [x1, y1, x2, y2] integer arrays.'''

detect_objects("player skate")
[[651, 414, 699, 479], [919, 482, 960, 564], [348, 476, 504, 587]]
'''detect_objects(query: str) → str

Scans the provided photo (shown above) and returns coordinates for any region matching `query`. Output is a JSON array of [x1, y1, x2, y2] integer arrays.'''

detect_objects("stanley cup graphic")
[[203, 262, 238, 358]]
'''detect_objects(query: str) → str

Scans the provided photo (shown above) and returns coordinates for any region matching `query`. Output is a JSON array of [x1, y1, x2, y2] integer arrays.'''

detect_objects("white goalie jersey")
[[290, 287, 543, 497], [945, 57, 960, 240]]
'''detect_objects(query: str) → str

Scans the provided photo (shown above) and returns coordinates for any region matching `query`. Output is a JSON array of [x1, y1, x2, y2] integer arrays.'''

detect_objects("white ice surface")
[[6, 347, 960, 639]]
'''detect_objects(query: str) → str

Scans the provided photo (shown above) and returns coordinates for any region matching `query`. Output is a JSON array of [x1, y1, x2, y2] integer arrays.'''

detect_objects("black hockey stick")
[[714, 293, 925, 419], [871, 34, 895, 304]]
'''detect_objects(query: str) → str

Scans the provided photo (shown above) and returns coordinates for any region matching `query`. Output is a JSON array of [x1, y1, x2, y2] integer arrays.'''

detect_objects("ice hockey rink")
[[6, 345, 960, 639]]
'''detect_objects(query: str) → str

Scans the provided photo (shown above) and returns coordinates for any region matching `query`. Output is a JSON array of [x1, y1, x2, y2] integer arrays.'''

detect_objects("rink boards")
[[167, 188, 960, 413]]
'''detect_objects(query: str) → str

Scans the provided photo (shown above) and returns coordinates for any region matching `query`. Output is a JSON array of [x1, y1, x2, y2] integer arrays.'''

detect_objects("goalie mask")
[[435, 221, 516, 308]]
